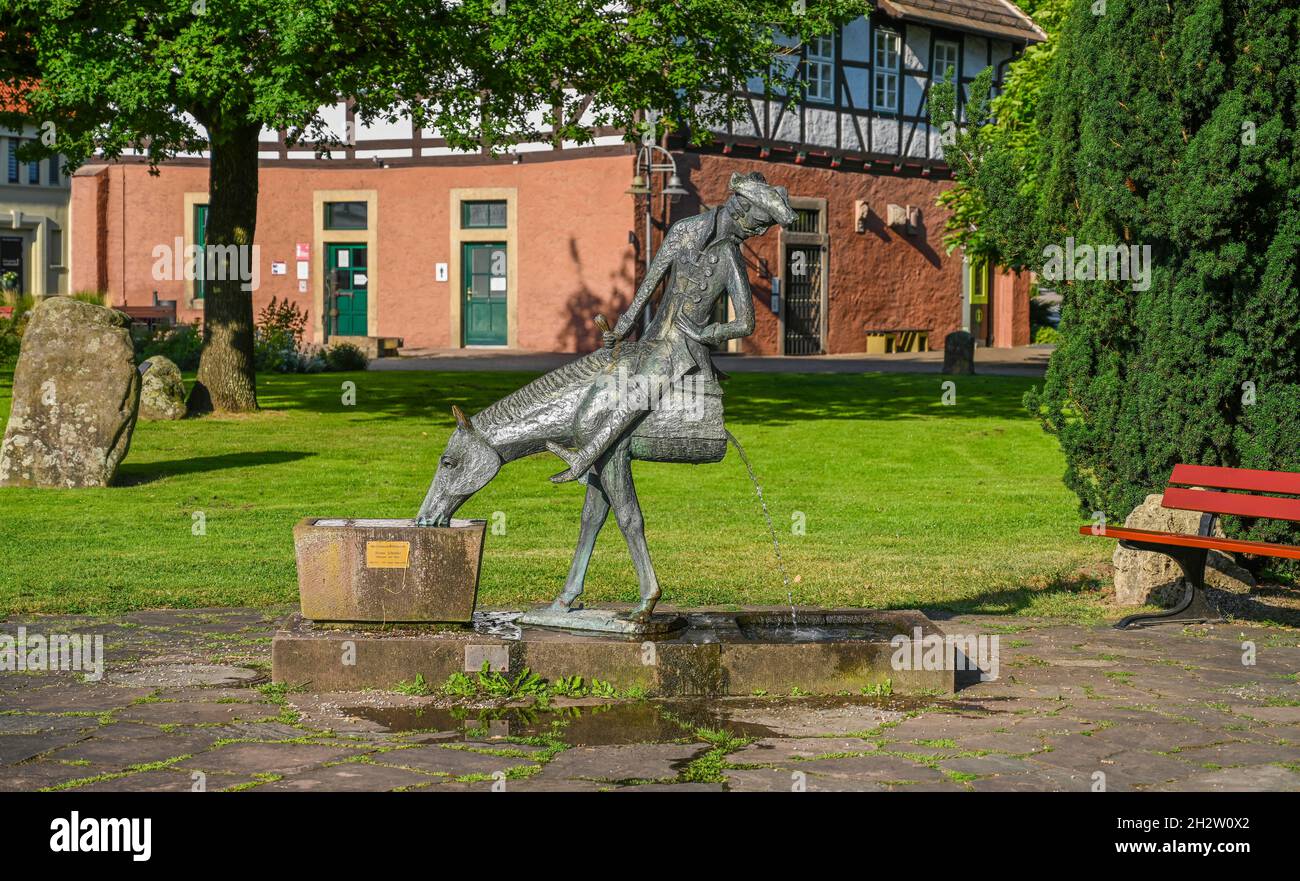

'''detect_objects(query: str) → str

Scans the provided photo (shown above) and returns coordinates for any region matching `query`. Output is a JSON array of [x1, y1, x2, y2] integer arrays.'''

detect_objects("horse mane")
[[473, 348, 616, 431]]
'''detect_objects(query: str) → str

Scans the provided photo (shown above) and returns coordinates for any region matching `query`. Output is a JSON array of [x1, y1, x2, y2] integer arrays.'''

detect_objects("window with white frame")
[[873, 29, 900, 112], [804, 34, 834, 103], [933, 40, 959, 86]]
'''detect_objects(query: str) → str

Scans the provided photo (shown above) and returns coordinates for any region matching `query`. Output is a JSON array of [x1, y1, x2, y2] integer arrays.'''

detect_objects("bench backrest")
[[1163, 464, 1300, 523]]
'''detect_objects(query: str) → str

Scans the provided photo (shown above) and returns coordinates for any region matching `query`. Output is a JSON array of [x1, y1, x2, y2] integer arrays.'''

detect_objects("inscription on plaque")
[[365, 541, 411, 569]]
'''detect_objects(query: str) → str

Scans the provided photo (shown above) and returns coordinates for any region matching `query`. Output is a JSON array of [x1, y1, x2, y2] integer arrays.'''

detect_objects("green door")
[[326, 243, 368, 337], [462, 242, 507, 345]]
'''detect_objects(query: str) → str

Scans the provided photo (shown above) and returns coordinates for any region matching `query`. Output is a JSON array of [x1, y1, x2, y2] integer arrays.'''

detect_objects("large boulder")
[[942, 330, 975, 375], [0, 297, 140, 488], [1112, 493, 1255, 606], [138, 355, 186, 420]]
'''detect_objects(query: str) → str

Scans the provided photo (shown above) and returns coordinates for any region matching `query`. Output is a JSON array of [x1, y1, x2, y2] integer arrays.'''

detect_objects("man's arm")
[[612, 228, 678, 340], [699, 252, 756, 345]]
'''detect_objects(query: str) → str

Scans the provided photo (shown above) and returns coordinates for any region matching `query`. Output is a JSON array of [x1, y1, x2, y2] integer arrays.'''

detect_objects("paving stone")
[[724, 768, 885, 792], [0, 732, 87, 764], [116, 701, 279, 725], [3, 684, 156, 712], [358, 745, 537, 778], [0, 761, 103, 792], [1170, 740, 1300, 767], [73, 769, 199, 792], [616, 782, 727, 792], [940, 754, 1033, 776], [792, 754, 947, 784], [0, 713, 100, 735], [1085, 750, 1202, 790], [729, 736, 876, 766], [535, 744, 706, 783], [46, 733, 219, 769], [1229, 704, 1300, 724], [178, 742, 355, 776], [1149, 764, 1300, 792], [952, 732, 1046, 755], [259, 762, 440, 791], [721, 703, 907, 737], [108, 664, 263, 688], [969, 769, 1091, 791]]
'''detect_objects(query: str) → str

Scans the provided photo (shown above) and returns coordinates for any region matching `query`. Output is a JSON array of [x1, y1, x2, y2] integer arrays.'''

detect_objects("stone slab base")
[[517, 607, 687, 635], [272, 608, 956, 696], [293, 518, 485, 623]]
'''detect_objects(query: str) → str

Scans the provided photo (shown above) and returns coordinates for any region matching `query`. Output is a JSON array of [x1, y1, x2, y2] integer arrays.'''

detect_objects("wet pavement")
[[1, 607, 1297, 792]]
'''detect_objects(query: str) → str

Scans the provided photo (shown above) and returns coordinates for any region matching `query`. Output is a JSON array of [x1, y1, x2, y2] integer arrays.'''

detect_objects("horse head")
[[415, 405, 503, 527]]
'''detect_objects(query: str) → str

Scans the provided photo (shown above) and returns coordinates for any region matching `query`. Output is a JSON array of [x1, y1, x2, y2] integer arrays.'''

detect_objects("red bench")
[[1083, 464, 1300, 628]]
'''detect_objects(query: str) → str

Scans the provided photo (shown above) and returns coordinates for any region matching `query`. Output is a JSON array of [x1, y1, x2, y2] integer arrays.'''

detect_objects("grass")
[[0, 367, 1110, 617]]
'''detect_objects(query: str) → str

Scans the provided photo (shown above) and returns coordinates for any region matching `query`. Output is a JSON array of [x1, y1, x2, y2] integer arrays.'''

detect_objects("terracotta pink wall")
[[72, 153, 640, 351]]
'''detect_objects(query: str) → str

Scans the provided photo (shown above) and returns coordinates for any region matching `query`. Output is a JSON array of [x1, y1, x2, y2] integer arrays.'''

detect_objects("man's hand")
[[675, 315, 720, 346]]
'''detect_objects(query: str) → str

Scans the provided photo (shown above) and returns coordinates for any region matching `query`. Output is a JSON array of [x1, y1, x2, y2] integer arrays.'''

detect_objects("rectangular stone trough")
[[271, 607, 956, 696], [293, 518, 486, 624]]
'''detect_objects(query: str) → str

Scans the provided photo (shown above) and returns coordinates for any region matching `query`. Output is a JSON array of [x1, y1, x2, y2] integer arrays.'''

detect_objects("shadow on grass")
[[115, 450, 315, 485], [922, 571, 1107, 620], [252, 370, 1040, 426]]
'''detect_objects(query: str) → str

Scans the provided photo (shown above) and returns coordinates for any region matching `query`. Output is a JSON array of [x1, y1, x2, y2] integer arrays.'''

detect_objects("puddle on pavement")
[[344, 695, 938, 746]]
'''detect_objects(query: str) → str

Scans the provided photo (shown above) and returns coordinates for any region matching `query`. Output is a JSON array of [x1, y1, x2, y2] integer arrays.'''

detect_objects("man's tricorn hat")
[[727, 171, 797, 228]]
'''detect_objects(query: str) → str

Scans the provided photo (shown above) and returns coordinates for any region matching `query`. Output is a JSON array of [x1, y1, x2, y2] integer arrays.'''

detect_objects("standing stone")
[[942, 330, 975, 375], [138, 356, 187, 420], [0, 297, 140, 488], [1112, 493, 1255, 606]]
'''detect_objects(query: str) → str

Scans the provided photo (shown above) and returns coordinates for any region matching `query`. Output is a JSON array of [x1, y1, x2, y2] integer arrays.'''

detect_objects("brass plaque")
[[365, 541, 411, 569]]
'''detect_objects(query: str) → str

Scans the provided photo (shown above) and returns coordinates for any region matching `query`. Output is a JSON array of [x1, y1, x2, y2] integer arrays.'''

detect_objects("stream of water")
[[725, 430, 798, 632]]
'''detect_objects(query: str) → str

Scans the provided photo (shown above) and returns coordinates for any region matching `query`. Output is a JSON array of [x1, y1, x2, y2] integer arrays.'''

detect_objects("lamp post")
[[626, 144, 689, 330]]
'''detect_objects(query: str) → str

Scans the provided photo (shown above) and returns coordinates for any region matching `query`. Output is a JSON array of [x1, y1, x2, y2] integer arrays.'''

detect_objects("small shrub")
[[252, 297, 337, 374], [134, 321, 203, 371], [323, 341, 369, 372], [70, 290, 106, 306], [1032, 325, 1060, 346]]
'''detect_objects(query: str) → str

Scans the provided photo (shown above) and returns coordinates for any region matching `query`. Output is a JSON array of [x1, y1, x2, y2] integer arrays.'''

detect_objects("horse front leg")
[[551, 472, 610, 611], [600, 443, 661, 623]]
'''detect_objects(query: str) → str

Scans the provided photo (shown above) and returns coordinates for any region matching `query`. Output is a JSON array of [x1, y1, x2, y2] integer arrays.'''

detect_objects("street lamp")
[[626, 144, 689, 328]]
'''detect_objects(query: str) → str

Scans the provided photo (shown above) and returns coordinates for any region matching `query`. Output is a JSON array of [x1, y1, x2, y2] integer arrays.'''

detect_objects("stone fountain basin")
[[292, 517, 486, 624], [272, 607, 956, 696]]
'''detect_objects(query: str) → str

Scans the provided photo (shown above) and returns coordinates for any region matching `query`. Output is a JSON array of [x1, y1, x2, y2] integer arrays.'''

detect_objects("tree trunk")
[[187, 121, 261, 414]]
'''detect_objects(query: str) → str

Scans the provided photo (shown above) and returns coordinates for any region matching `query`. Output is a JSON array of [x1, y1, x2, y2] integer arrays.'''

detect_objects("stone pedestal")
[[293, 518, 485, 623]]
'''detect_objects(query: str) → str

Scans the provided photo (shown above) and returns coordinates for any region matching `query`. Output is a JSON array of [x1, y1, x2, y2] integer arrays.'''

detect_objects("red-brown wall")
[[677, 154, 963, 355]]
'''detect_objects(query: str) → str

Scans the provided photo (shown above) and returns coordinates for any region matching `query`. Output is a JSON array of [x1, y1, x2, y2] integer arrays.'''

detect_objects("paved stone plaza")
[[1, 608, 1297, 792]]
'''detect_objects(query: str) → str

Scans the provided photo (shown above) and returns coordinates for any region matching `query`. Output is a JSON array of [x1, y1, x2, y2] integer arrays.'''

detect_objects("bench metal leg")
[[1114, 542, 1221, 629]]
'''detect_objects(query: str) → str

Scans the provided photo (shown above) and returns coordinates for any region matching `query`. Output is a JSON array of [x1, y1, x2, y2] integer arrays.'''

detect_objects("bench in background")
[[1083, 464, 1300, 628]]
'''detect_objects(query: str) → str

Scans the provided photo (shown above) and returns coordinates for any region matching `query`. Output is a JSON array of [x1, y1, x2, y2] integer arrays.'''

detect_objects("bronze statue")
[[417, 171, 795, 627]]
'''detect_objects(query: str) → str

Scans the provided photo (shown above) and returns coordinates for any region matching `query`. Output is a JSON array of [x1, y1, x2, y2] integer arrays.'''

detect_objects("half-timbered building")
[[67, 0, 1044, 356]]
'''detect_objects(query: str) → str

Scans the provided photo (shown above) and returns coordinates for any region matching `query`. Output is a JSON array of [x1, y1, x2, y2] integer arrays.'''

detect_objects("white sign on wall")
[[296, 261, 309, 280], [435, 263, 448, 282]]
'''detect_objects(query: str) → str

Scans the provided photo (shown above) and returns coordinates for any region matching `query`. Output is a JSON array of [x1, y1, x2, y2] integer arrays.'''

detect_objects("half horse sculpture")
[[417, 172, 795, 628]]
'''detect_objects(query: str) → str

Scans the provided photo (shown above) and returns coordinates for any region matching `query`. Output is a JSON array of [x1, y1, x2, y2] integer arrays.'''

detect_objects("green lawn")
[[0, 367, 1111, 619]]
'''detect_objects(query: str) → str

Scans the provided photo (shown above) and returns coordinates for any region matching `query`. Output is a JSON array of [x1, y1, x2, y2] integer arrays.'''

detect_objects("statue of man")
[[546, 170, 795, 482]]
